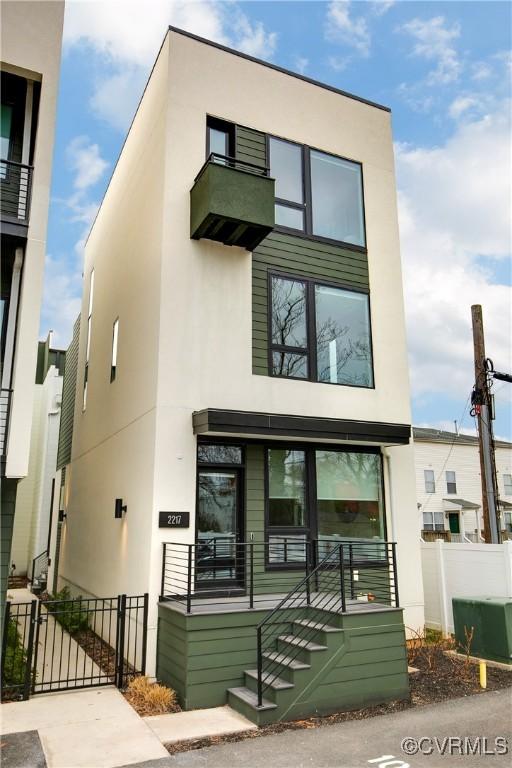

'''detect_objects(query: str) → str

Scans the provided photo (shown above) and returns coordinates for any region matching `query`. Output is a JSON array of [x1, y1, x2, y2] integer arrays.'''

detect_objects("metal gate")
[[1, 593, 148, 700]]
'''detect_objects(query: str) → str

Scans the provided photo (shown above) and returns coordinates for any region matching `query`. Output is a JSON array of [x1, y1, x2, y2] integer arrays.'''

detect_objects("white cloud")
[[325, 1, 371, 57], [398, 15, 461, 85], [327, 54, 351, 72], [372, 1, 395, 16], [40, 254, 83, 348], [293, 56, 309, 75], [471, 61, 492, 81], [396, 102, 512, 400], [66, 136, 109, 191], [448, 95, 479, 120], [64, 0, 277, 131]]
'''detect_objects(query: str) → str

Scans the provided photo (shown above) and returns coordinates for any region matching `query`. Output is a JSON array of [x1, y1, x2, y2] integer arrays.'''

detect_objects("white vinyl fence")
[[420, 540, 512, 634]]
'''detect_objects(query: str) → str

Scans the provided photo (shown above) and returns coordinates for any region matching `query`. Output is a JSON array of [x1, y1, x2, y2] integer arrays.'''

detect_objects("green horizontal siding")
[[57, 315, 80, 469], [252, 231, 369, 375], [236, 125, 267, 169]]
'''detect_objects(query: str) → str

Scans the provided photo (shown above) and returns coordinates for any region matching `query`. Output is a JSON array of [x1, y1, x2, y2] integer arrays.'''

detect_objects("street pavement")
[[158, 689, 512, 768]]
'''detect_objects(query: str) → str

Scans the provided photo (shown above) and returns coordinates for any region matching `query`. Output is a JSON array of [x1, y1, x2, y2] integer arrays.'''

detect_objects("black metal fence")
[[0, 159, 33, 223], [1, 593, 148, 701], [161, 539, 398, 614]]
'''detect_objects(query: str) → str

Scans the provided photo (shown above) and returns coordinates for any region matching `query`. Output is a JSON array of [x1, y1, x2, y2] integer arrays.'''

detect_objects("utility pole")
[[471, 305, 500, 543]]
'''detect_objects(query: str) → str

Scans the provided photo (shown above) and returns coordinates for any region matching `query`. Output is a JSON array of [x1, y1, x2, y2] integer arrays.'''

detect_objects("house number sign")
[[159, 511, 190, 528]]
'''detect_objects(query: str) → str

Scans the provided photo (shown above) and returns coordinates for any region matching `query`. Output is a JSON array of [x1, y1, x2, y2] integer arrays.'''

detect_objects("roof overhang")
[[192, 409, 411, 446], [443, 498, 480, 511]]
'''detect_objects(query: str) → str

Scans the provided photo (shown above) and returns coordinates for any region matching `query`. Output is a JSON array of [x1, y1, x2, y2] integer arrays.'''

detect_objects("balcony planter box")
[[190, 159, 275, 251]]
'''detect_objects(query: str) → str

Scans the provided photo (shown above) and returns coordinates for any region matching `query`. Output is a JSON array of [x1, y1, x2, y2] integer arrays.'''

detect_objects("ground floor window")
[[422, 511, 444, 531], [266, 445, 385, 565]]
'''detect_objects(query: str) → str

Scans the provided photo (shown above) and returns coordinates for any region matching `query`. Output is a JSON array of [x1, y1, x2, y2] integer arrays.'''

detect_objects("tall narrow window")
[[82, 269, 94, 410], [446, 471, 457, 494], [269, 137, 305, 231], [504, 474, 512, 496], [206, 117, 234, 163], [267, 448, 307, 564], [270, 276, 308, 379], [0, 103, 12, 179], [424, 470, 435, 494], [310, 150, 365, 246], [110, 318, 119, 382]]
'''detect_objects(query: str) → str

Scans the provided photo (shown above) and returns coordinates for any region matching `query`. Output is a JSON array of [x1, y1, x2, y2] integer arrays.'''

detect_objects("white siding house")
[[413, 427, 512, 542]]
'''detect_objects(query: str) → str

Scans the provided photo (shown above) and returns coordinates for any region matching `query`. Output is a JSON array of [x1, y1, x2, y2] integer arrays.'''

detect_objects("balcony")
[[1, 160, 33, 226], [190, 153, 275, 251]]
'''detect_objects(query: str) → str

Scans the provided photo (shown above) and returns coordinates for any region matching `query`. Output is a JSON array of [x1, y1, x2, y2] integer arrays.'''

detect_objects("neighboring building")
[[10, 334, 65, 587], [56, 27, 423, 721], [413, 427, 512, 542], [1, 1, 65, 614]]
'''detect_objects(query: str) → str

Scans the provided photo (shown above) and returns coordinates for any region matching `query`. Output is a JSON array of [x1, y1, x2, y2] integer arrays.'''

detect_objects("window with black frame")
[[269, 274, 373, 387], [267, 448, 307, 565], [268, 136, 365, 248]]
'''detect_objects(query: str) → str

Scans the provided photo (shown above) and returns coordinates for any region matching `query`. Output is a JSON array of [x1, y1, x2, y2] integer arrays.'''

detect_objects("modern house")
[[55, 27, 423, 722], [1, 0, 65, 616], [9, 333, 65, 591], [414, 427, 512, 542]]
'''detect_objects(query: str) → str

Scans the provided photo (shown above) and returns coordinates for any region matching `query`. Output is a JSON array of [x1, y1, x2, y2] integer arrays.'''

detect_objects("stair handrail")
[[30, 549, 49, 587], [255, 540, 399, 707], [256, 542, 346, 706]]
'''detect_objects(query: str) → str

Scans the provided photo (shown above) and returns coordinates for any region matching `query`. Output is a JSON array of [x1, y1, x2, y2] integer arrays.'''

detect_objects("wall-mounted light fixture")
[[58, 510, 67, 522], [115, 498, 127, 519]]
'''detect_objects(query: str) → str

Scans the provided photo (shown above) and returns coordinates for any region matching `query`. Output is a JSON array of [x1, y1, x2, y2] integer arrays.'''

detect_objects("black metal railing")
[[0, 159, 33, 223], [194, 152, 270, 184], [30, 550, 49, 594], [0, 388, 12, 461], [255, 541, 398, 706], [160, 539, 398, 614], [1, 594, 148, 700]]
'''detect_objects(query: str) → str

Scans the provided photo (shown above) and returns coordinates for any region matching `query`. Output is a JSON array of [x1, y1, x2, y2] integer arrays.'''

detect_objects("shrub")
[[125, 675, 177, 716], [45, 586, 89, 634], [2, 621, 28, 693]]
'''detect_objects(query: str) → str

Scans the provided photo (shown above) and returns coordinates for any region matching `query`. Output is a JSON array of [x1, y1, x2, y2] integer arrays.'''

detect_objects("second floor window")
[[82, 269, 94, 410], [424, 469, 435, 494], [270, 274, 373, 387], [268, 136, 365, 248], [110, 318, 119, 382], [504, 474, 512, 496], [446, 470, 457, 494]]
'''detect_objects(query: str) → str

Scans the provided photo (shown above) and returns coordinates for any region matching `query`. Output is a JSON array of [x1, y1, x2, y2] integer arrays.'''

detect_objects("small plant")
[[1, 622, 28, 695], [124, 675, 177, 716], [456, 625, 475, 679], [45, 586, 89, 634], [406, 626, 455, 674]]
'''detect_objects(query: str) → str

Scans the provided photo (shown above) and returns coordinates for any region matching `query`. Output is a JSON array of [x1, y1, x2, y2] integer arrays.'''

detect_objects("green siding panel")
[[251, 231, 370, 375], [1, 478, 18, 629], [235, 126, 267, 170], [57, 315, 80, 469]]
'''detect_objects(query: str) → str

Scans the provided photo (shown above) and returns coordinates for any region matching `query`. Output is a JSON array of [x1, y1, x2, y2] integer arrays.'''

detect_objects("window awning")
[[443, 498, 480, 510], [192, 408, 410, 445]]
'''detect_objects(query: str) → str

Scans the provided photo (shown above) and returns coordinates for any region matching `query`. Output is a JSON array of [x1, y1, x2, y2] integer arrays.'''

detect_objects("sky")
[[42, 0, 512, 439]]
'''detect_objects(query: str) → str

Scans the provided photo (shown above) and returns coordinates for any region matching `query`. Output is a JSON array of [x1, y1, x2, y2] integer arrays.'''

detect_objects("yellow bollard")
[[479, 661, 487, 689]]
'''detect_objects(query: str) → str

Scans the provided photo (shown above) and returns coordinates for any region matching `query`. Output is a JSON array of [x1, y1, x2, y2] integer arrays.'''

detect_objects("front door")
[[448, 512, 460, 534], [196, 469, 243, 589]]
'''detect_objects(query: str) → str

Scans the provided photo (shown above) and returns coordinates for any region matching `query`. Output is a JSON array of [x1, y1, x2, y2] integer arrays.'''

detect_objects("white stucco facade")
[[58, 29, 425, 669]]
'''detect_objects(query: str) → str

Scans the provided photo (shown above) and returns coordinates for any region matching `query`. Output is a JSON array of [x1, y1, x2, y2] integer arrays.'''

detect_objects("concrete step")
[[278, 635, 327, 652], [244, 668, 294, 694], [227, 686, 277, 726], [261, 650, 310, 670], [293, 619, 342, 634]]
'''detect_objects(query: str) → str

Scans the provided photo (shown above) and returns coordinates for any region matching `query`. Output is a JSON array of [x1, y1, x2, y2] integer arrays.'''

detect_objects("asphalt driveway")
[[160, 689, 512, 768]]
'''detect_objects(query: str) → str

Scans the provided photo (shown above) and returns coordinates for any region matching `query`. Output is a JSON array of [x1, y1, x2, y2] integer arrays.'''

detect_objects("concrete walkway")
[[0, 687, 169, 768]]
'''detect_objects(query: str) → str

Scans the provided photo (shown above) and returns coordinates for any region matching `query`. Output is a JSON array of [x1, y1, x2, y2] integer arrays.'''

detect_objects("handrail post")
[[257, 626, 263, 707], [160, 543, 166, 598], [349, 543, 354, 600], [187, 545, 192, 614], [116, 594, 127, 689], [31, 556, 36, 586], [141, 593, 149, 675], [339, 545, 346, 613], [391, 543, 399, 607], [305, 542, 311, 605], [249, 542, 254, 609], [23, 601, 37, 700]]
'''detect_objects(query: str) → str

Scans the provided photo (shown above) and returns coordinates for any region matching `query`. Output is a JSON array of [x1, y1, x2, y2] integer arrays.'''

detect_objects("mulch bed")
[[165, 647, 512, 756]]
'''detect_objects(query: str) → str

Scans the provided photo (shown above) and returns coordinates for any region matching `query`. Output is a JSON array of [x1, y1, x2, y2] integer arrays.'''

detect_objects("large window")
[[268, 136, 365, 248], [316, 451, 383, 541], [269, 274, 373, 387], [266, 446, 385, 564], [422, 511, 444, 531]]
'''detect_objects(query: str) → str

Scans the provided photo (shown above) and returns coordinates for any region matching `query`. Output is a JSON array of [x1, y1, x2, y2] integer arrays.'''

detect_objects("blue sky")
[[42, 0, 511, 438]]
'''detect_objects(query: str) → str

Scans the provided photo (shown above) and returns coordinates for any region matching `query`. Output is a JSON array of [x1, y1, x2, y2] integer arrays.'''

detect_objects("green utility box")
[[453, 597, 512, 664]]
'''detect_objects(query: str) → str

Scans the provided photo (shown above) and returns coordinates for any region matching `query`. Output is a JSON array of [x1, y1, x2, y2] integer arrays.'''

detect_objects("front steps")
[[228, 616, 346, 725]]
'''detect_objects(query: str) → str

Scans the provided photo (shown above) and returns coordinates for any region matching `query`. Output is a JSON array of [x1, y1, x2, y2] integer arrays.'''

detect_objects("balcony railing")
[[1, 159, 33, 224], [0, 388, 12, 463], [190, 153, 275, 250], [160, 538, 398, 614]]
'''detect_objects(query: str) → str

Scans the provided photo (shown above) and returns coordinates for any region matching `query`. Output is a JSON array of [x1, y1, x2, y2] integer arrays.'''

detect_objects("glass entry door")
[[196, 469, 243, 588]]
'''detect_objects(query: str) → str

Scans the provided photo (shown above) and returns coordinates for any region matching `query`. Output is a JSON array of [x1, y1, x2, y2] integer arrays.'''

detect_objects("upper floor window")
[[424, 469, 435, 494], [268, 136, 365, 248], [207, 117, 234, 162], [503, 474, 512, 496], [270, 274, 373, 387], [83, 269, 94, 410], [446, 470, 457, 494], [110, 318, 119, 382]]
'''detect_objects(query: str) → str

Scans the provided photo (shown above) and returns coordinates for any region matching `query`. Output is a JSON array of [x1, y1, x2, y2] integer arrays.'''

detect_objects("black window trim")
[[267, 269, 375, 390], [206, 115, 235, 159], [266, 132, 367, 252], [264, 442, 386, 571]]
